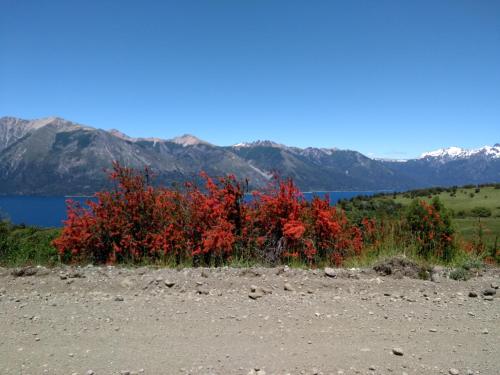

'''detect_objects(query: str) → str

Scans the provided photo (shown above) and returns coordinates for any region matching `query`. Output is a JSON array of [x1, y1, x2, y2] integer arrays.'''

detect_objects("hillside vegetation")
[[341, 184, 500, 256], [1, 172, 499, 270], [397, 185, 500, 246]]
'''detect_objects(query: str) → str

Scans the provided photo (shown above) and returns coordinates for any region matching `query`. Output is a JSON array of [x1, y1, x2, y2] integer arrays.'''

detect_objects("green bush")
[[470, 206, 492, 218], [0, 221, 60, 266], [0, 220, 11, 258], [449, 267, 469, 281]]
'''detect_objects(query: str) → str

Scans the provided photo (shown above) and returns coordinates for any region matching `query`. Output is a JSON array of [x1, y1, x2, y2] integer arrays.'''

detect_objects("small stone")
[[196, 286, 209, 295], [392, 348, 404, 356], [164, 280, 175, 288], [261, 287, 272, 294], [201, 269, 209, 278], [483, 295, 494, 301], [368, 365, 376, 371], [11, 267, 37, 277], [249, 292, 264, 300], [250, 286, 271, 295], [284, 283, 295, 292], [120, 371, 131, 375], [120, 278, 134, 288], [468, 291, 477, 298], [491, 282, 499, 289], [86, 371, 95, 375], [482, 288, 496, 296], [482, 328, 489, 334], [449, 369, 459, 375], [430, 273, 440, 283], [429, 328, 437, 332], [68, 270, 85, 278], [324, 267, 337, 278], [114, 295, 124, 302]]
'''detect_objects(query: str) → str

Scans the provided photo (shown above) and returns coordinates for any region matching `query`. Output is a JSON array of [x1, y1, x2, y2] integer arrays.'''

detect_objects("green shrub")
[[0, 222, 60, 266], [449, 267, 469, 281], [470, 206, 492, 218], [0, 220, 11, 259], [461, 258, 483, 270]]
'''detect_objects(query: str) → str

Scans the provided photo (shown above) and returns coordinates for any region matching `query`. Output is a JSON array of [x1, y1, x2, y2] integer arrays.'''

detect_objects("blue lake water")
[[0, 191, 380, 228]]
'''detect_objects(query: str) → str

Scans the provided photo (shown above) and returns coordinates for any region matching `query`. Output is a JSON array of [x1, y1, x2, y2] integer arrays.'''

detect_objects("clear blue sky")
[[1, 0, 499, 159]]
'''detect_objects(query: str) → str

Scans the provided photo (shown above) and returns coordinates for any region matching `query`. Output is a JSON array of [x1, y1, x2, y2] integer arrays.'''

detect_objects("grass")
[[394, 186, 500, 217], [454, 217, 500, 244]]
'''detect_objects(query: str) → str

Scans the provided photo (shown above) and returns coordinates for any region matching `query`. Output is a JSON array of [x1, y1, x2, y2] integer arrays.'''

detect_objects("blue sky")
[[1, 0, 499, 159]]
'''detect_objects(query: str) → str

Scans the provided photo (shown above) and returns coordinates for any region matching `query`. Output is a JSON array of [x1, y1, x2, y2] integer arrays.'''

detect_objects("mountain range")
[[0, 116, 499, 195]]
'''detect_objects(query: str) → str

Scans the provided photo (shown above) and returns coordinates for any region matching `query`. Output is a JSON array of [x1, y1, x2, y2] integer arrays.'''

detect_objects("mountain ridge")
[[0, 116, 499, 195]]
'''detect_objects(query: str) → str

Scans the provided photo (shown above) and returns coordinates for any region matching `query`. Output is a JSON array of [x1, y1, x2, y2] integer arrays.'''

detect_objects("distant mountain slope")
[[383, 145, 500, 187], [0, 117, 268, 195], [230, 143, 416, 191], [0, 116, 499, 195]]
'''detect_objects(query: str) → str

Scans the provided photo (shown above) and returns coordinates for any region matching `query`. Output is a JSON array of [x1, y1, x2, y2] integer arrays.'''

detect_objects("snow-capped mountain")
[[420, 145, 500, 160]]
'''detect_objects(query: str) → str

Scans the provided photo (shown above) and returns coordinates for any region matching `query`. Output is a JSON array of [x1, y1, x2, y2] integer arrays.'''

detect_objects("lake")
[[0, 191, 380, 228]]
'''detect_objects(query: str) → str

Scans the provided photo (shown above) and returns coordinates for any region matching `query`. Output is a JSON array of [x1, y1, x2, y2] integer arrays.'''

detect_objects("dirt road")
[[0, 265, 498, 375]]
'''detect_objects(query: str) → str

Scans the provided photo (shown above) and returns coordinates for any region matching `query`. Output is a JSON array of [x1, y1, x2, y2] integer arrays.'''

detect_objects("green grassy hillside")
[[389, 186, 500, 246]]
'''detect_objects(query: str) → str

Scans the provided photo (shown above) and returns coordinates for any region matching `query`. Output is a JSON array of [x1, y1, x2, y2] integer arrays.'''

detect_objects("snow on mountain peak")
[[170, 134, 210, 147], [420, 145, 500, 159], [232, 140, 287, 149]]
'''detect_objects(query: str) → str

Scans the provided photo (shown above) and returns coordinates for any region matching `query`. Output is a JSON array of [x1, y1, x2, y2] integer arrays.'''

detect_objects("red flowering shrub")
[[54, 163, 190, 263], [246, 177, 309, 262], [184, 172, 244, 265], [307, 196, 364, 265], [54, 163, 374, 266]]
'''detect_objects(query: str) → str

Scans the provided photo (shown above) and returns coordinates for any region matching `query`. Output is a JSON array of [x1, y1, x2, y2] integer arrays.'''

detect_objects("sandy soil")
[[0, 264, 498, 375]]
